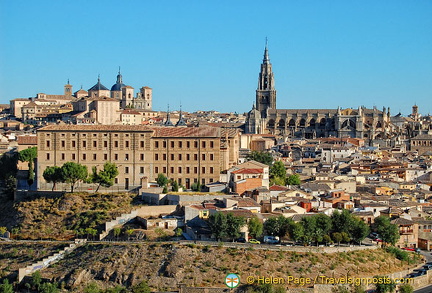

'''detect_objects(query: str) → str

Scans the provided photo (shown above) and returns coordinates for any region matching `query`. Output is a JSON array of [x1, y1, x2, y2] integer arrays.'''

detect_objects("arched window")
[[299, 119, 306, 127], [289, 119, 295, 127], [309, 119, 316, 127], [278, 119, 285, 129]]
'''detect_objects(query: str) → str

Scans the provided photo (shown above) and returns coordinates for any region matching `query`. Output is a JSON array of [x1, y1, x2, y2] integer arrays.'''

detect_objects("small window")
[[46, 153, 50, 160], [170, 141, 174, 148], [155, 167, 159, 173], [170, 167, 174, 173], [202, 167, 205, 174], [194, 141, 198, 148], [82, 141, 87, 148], [93, 141, 97, 148], [46, 140, 51, 148], [187, 141, 190, 148], [186, 167, 190, 174], [82, 154, 86, 160], [210, 154, 214, 160], [163, 154, 167, 160], [202, 141, 206, 148], [61, 153, 65, 160], [155, 141, 159, 148], [125, 141, 130, 148], [140, 154, 144, 160], [202, 154, 206, 160], [178, 167, 182, 173], [178, 154, 182, 160], [114, 141, 119, 148], [72, 153, 76, 160], [93, 154, 97, 160], [114, 154, 118, 160], [194, 154, 198, 160], [72, 141, 76, 148], [140, 141, 144, 148], [125, 154, 129, 161], [61, 140, 65, 148], [210, 167, 214, 174], [210, 141, 214, 148], [125, 167, 129, 174], [140, 167, 144, 173], [163, 167, 167, 173], [178, 141, 183, 148], [104, 154, 108, 160], [104, 141, 108, 148], [170, 154, 174, 160]]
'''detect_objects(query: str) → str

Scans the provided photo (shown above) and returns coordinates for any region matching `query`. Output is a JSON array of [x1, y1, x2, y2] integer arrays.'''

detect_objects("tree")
[[398, 284, 413, 293], [225, 213, 246, 241], [131, 281, 151, 293], [300, 216, 317, 245], [61, 162, 88, 192], [288, 222, 304, 243], [171, 180, 179, 192], [31, 271, 42, 290], [156, 173, 168, 187], [208, 212, 227, 241], [332, 232, 343, 246], [351, 218, 370, 245], [0, 279, 13, 293], [246, 151, 273, 166], [43, 166, 64, 191], [331, 210, 355, 235], [113, 227, 121, 240], [39, 282, 59, 293], [4, 175, 16, 200], [374, 216, 400, 246], [373, 276, 395, 293], [264, 215, 292, 239], [286, 174, 301, 185], [0, 226, 7, 237], [248, 216, 263, 239], [84, 282, 100, 293], [314, 214, 332, 239], [18, 147, 37, 185], [90, 162, 119, 192], [0, 152, 18, 180], [270, 161, 286, 186]]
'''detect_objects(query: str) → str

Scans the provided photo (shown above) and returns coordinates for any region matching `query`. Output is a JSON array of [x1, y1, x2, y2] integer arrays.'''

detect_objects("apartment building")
[[37, 125, 240, 191]]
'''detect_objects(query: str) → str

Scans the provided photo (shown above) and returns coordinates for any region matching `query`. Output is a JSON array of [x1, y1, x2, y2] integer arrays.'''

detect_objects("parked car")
[[422, 264, 432, 270], [263, 236, 280, 244], [413, 269, 427, 276], [249, 239, 261, 244], [402, 247, 415, 251], [235, 238, 246, 243], [370, 232, 379, 239]]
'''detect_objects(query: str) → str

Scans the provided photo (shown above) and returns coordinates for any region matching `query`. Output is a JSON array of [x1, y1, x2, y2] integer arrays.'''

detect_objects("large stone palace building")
[[37, 125, 240, 191], [245, 44, 393, 140]]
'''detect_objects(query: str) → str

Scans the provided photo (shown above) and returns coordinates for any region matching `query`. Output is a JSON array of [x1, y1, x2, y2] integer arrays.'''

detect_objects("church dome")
[[88, 77, 109, 91], [111, 83, 125, 91], [111, 70, 125, 91]]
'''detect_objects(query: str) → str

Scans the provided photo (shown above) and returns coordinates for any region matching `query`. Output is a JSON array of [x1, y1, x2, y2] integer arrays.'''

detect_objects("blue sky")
[[1, 1, 431, 115]]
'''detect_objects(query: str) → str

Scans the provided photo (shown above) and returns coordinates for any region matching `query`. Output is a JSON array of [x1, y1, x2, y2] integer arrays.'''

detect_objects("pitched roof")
[[17, 135, 37, 145], [232, 168, 263, 174]]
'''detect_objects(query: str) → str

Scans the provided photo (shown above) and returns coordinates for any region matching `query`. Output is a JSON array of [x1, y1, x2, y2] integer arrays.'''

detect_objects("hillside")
[[8, 192, 142, 240], [35, 243, 422, 292]]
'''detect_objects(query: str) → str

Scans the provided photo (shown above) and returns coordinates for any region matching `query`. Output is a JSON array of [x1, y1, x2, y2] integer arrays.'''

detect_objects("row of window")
[[45, 153, 145, 161], [154, 140, 214, 149], [47, 140, 144, 149], [155, 153, 214, 161], [154, 166, 214, 174]]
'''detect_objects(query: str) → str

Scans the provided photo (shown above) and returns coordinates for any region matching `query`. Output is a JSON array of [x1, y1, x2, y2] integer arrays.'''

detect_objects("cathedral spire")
[[164, 104, 174, 126], [263, 37, 270, 64]]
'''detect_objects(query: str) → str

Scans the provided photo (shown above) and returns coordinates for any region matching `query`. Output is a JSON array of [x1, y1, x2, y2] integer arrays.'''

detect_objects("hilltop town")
[[1, 45, 432, 293]]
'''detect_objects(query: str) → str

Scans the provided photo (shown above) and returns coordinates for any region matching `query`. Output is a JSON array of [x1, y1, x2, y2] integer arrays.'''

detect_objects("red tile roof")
[[232, 168, 263, 174], [17, 135, 37, 145]]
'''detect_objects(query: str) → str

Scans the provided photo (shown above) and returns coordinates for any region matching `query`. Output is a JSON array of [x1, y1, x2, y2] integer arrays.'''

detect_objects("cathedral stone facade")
[[245, 45, 392, 140]]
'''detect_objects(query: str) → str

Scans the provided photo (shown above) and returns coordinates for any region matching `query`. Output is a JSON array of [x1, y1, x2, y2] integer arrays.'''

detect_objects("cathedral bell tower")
[[256, 40, 276, 118]]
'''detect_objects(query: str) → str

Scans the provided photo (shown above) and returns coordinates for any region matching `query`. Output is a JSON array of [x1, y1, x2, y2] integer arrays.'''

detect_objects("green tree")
[[300, 216, 317, 245], [374, 216, 400, 246], [332, 232, 343, 246], [0, 152, 18, 180], [18, 147, 37, 185], [373, 276, 395, 293], [398, 284, 413, 293], [61, 162, 88, 192], [113, 227, 121, 240], [39, 282, 59, 293], [90, 162, 119, 192], [208, 212, 227, 241], [84, 282, 100, 293], [323, 234, 333, 245], [248, 216, 263, 239], [331, 210, 356, 235], [156, 173, 168, 187], [314, 214, 332, 241], [43, 166, 64, 191], [131, 281, 151, 293], [0, 279, 13, 293], [270, 161, 286, 185], [340, 232, 351, 243], [84, 228, 98, 240], [4, 175, 16, 200], [172, 180, 179, 192], [264, 215, 292, 239], [288, 222, 304, 243], [0, 226, 7, 236], [225, 213, 246, 241], [31, 271, 42, 290], [246, 151, 273, 166], [351, 218, 370, 244], [286, 174, 301, 185]]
